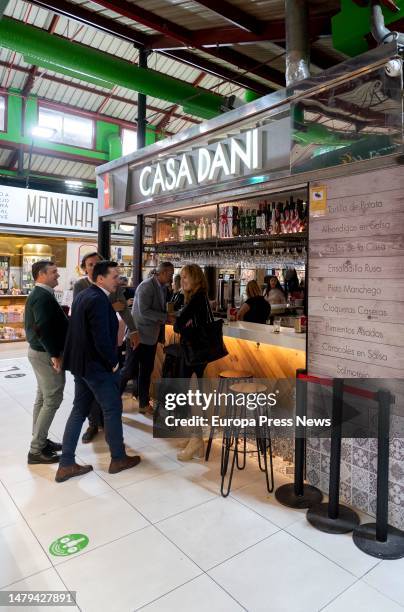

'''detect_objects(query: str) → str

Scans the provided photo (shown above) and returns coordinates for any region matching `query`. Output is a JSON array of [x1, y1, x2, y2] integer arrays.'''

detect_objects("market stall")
[[96, 42, 404, 533]]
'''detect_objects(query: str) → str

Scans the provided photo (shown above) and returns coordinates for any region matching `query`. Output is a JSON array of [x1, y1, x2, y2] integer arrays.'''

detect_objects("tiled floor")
[[0, 344, 403, 611]]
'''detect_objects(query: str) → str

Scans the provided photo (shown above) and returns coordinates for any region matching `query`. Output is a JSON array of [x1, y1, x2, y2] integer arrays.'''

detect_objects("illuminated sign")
[[138, 128, 262, 197]]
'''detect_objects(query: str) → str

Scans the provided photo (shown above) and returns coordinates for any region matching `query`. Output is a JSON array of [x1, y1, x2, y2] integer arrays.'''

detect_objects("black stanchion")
[[307, 379, 360, 533], [353, 389, 404, 559], [275, 369, 323, 509]]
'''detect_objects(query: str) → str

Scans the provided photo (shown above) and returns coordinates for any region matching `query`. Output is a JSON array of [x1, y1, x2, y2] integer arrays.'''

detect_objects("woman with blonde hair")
[[173, 264, 211, 461], [237, 280, 271, 323]]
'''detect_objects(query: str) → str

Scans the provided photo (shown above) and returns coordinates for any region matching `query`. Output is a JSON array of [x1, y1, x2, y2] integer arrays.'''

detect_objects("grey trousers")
[[28, 347, 65, 455]]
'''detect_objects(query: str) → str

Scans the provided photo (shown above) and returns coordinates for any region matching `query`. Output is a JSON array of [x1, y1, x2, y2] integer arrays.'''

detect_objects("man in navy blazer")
[[56, 261, 141, 483]]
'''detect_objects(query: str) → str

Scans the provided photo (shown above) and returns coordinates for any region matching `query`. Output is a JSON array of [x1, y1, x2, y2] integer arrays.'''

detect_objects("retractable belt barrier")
[[275, 370, 404, 559]]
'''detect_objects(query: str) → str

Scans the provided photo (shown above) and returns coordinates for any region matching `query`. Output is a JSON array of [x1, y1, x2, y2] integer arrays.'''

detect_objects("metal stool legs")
[[220, 402, 274, 497], [205, 376, 225, 462], [353, 390, 404, 559]]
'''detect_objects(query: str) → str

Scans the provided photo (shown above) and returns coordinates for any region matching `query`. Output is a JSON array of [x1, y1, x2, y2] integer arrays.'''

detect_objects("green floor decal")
[[49, 534, 89, 556]]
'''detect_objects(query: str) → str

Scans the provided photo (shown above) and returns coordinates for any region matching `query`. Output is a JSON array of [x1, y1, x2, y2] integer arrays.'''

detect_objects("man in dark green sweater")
[[25, 260, 69, 464]]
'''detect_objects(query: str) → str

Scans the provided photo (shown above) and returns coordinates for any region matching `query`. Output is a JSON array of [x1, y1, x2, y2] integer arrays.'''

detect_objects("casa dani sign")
[[129, 117, 290, 204], [139, 128, 261, 197]]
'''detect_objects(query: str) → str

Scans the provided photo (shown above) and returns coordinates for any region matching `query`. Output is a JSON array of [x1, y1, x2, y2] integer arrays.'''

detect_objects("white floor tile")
[[0, 453, 59, 487], [0, 481, 21, 529], [122, 414, 155, 442], [209, 531, 356, 612], [8, 471, 110, 519], [158, 496, 279, 570], [28, 490, 149, 563], [140, 574, 244, 611], [5, 568, 79, 612], [323, 581, 404, 612], [95, 445, 182, 490], [176, 444, 264, 494], [286, 518, 379, 577], [363, 556, 404, 607], [119, 470, 217, 523], [0, 352, 400, 611], [230, 474, 306, 528], [57, 526, 201, 612], [0, 521, 51, 588]]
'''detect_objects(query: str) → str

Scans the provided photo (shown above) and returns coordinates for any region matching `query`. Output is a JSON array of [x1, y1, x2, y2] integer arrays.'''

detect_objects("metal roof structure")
[[0, 0, 350, 187]]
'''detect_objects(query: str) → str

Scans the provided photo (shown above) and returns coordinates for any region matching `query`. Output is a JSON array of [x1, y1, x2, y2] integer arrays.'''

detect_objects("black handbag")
[[180, 296, 228, 367]]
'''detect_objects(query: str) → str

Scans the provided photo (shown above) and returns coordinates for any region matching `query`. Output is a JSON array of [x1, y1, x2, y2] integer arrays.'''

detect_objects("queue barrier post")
[[275, 369, 323, 509], [353, 389, 404, 559], [306, 378, 360, 533]]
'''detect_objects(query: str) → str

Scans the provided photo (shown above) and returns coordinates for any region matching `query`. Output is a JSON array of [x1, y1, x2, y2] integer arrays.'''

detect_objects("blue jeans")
[[60, 367, 126, 467]]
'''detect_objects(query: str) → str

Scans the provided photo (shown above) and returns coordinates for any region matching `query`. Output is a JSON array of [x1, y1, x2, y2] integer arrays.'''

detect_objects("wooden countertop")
[[223, 321, 306, 351]]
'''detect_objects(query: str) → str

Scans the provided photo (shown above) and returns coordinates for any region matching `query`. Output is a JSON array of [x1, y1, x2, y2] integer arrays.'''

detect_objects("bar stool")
[[220, 382, 274, 497], [205, 369, 253, 462]]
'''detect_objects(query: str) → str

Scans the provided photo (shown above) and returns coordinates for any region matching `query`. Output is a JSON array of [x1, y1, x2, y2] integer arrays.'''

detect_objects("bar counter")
[[222, 321, 306, 352], [152, 322, 306, 382]]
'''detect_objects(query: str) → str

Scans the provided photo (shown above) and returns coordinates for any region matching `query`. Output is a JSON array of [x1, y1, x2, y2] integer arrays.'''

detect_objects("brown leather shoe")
[[108, 454, 141, 474], [55, 463, 93, 483]]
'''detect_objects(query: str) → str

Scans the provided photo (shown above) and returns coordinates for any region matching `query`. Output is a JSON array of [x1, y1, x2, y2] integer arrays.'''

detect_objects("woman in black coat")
[[173, 263, 211, 461]]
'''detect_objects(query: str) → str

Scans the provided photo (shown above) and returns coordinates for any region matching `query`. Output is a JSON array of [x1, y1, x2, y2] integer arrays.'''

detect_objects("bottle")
[[168, 218, 177, 242], [251, 207, 257, 236], [255, 204, 261, 234], [282, 201, 289, 234], [290, 199, 298, 233], [297, 199, 307, 232], [191, 220, 197, 240], [184, 219, 191, 241], [271, 203, 277, 235], [178, 218, 185, 242], [275, 203, 281, 234], [265, 202, 271, 234], [211, 216, 217, 238], [232, 206, 239, 237], [206, 218, 212, 239], [239, 207, 245, 237], [261, 202, 267, 234], [259, 203, 265, 234], [197, 219, 203, 240], [203, 219, 207, 239], [245, 209, 251, 235]]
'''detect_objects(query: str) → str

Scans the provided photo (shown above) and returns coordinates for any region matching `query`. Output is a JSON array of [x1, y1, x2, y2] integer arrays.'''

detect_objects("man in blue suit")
[[55, 261, 141, 483]]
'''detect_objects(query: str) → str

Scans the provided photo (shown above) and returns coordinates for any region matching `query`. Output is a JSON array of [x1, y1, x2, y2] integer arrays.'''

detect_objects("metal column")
[[98, 216, 110, 259], [132, 47, 148, 288]]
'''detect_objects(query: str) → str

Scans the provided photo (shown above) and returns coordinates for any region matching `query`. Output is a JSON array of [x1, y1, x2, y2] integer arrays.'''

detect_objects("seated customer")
[[237, 280, 271, 323]]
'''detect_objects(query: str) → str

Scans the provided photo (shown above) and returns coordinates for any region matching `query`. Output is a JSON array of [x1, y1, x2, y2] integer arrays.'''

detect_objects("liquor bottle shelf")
[[150, 232, 308, 252]]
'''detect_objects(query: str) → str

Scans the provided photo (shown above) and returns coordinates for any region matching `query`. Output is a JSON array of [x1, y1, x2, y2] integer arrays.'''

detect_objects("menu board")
[[308, 166, 404, 378]]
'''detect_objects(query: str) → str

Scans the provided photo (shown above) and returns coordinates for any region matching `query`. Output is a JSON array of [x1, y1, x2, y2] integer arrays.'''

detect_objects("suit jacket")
[[132, 276, 167, 345], [63, 284, 119, 376], [73, 277, 136, 332]]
